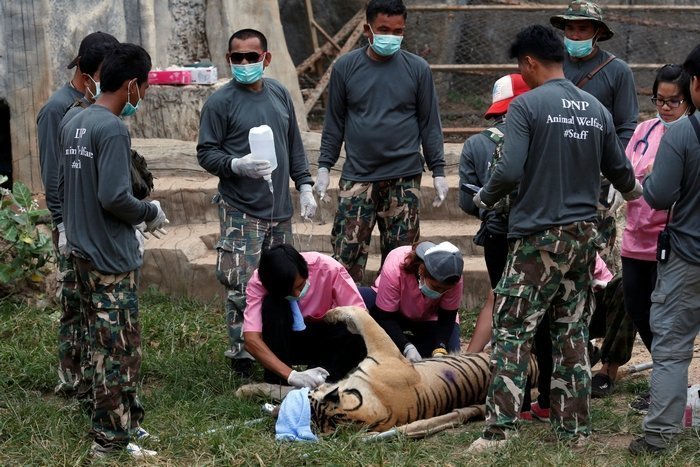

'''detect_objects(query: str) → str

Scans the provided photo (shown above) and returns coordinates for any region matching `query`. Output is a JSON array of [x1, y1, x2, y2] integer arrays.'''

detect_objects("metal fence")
[[301, 2, 700, 140], [403, 2, 700, 138]]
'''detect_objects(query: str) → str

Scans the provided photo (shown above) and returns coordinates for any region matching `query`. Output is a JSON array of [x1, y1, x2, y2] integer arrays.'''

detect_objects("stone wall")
[[0, 0, 306, 192]]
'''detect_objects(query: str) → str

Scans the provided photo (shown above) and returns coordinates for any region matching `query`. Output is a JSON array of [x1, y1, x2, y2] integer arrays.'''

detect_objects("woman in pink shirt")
[[243, 244, 367, 389], [618, 65, 694, 413], [359, 241, 464, 361], [621, 65, 694, 351]]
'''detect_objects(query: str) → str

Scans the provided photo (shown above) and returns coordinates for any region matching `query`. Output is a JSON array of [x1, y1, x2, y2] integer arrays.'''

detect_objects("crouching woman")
[[243, 244, 367, 389], [360, 241, 465, 361]]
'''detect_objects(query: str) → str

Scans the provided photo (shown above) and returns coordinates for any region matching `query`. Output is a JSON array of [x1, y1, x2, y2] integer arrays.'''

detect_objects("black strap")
[[689, 113, 700, 144]]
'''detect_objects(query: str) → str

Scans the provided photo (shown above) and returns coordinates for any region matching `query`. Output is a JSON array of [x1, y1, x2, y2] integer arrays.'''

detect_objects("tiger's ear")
[[323, 387, 340, 404]]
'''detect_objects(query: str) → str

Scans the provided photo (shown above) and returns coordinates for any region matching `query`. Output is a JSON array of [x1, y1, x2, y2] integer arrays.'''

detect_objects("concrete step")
[[144, 219, 483, 259], [139, 222, 489, 310], [151, 173, 476, 227], [292, 219, 483, 257]]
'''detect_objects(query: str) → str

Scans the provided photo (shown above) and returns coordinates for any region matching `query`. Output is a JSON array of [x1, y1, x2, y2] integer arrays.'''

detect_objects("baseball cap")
[[67, 31, 120, 69], [484, 74, 530, 119], [415, 241, 464, 283], [550, 1, 614, 42]]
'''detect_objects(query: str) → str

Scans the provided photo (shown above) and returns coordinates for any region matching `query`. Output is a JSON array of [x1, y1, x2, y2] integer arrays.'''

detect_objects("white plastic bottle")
[[248, 125, 277, 192]]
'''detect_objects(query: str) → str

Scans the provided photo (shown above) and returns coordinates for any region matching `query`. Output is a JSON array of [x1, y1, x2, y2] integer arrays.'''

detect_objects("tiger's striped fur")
[[309, 306, 538, 433]]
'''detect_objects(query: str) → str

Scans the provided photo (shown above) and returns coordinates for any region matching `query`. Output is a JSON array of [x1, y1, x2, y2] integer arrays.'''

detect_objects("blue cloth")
[[290, 301, 306, 331], [275, 387, 318, 442]]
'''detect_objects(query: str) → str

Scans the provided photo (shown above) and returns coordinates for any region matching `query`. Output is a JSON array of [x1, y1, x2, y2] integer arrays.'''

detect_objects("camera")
[[657, 229, 671, 263]]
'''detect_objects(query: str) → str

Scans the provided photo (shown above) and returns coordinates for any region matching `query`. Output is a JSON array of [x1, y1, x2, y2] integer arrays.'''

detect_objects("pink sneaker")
[[530, 401, 550, 422]]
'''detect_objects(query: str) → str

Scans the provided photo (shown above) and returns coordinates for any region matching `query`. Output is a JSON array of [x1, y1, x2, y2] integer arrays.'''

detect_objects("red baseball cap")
[[484, 74, 530, 119]]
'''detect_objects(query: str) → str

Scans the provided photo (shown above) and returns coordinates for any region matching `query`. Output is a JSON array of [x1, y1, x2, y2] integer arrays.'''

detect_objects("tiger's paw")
[[323, 306, 363, 334]]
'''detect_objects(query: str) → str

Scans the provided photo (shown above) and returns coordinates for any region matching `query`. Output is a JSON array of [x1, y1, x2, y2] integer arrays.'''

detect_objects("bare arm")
[[243, 331, 293, 381]]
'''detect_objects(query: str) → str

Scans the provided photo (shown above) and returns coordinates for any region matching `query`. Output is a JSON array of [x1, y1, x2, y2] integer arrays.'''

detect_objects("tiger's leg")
[[324, 306, 403, 360]]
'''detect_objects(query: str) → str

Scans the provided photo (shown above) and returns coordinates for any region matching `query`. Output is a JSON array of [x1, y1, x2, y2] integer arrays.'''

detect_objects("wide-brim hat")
[[550, 1, 614, 42], [415, 241, 464, 283], [484, 74, 531, 119]]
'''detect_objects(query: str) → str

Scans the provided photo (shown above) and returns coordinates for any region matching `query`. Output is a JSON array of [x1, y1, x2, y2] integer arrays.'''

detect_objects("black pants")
[[483, 231, 510, 288], [261, 295, 366, 385], [621, 256, 656, 351]]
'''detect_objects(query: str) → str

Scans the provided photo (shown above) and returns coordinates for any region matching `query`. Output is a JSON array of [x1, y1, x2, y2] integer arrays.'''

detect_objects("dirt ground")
[[593, 334, 700, 387]]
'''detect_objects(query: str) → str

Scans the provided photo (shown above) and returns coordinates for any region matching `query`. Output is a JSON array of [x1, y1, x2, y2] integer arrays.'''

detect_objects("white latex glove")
[[144, 200, 170, 234], [621, 179, 643, 201], [299, 184, 317, 220], [230, 154, 273, 179], [134, 228, 145, 257], [287, 367, 329, 389], [403, 343, 422, 362], [432, 176, 448, 207], [472, 188, 490, 210], [57, 222, 69, 256], [607, 188, 625, 214], [315, 167, 330, 202], [135, 221, 168, 240]]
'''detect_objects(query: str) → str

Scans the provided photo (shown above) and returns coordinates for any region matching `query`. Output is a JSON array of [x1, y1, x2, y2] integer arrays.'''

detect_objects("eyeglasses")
[[651, 97, 685, 108], [228, 52, 263, 64]]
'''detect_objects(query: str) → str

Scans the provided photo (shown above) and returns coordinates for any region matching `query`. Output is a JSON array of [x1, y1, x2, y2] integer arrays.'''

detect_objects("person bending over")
[[359, 241, 464, 360], [242, 244, 367, 388]]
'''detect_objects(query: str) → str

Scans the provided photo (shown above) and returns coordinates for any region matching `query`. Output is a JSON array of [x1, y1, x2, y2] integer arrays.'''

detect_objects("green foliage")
[[0, 175, 53, 286]]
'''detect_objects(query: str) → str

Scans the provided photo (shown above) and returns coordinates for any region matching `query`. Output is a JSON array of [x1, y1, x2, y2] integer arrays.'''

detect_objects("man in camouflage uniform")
[[36, 32, 119, 397], [61, 44, 167, 457], [316, 0, 447, 284], [468, 26, 639, 452], [550, 0, 639, 273], [197, 29, 315, 375]]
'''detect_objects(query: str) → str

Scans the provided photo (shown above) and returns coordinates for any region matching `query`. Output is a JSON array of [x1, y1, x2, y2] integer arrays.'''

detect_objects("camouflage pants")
[[51, 228, 83, 395], [73, 257, 145, 448], [596, 209, 618, 273], [330, 175, 421, 284], [484, 221, 597, 440], [215, 198, 291, 359], [589, 274, 634, 366]]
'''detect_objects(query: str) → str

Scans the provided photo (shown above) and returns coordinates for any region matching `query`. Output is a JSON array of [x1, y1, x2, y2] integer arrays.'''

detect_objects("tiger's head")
[[309, 353, 423, 433]]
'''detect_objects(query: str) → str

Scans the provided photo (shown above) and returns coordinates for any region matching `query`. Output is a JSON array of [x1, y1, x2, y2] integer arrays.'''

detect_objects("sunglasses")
[[228, 52, 264, 64]]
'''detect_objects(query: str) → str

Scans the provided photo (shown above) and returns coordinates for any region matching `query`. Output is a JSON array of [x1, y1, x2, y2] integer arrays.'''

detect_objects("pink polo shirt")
[[373, 246, 462, 322], [621, 118, 670, 262], [592, 254, 613, 290], [243, 251, 365, 333]]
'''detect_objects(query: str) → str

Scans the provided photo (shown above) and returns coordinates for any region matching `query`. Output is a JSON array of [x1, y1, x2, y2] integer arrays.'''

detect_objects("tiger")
[[309, 306, 538, 434]]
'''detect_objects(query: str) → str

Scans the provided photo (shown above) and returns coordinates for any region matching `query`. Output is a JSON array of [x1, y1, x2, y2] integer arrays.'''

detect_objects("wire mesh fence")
[[301, 1, 700, 140], [403, 1, 700, 137]]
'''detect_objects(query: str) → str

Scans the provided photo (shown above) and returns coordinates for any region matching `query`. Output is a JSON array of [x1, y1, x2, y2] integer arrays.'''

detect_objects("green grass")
[[1, 290, 698, 466]]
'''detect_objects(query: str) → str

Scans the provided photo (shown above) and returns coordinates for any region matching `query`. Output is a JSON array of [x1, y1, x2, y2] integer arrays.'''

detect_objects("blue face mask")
[[564, 37, 594, 58], [418, 276, 443, 300], [657, 112, 687, 128], [285, 281, 309, 302], [368, 25, 403, 57], [120, 80, 141, 117], [231, 60, 264, 84]]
